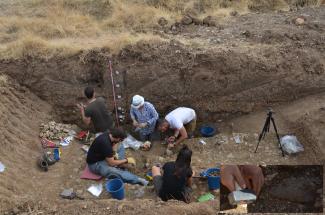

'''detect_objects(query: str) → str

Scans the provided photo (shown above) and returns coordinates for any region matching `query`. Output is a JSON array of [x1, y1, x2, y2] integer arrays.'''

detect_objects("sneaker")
[[138, 178, 149, 186]]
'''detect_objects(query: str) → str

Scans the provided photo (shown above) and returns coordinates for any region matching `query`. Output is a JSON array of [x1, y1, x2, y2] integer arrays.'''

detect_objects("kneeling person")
[[152, 145, 194, 203], [130, 95, 159, 141], [159, 107, 196, 148], [87, 128, 148, 185]]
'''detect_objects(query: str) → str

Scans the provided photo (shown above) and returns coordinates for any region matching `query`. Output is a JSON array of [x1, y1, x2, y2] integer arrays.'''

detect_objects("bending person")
[[130, 95, 159, 141], [158, 107, 196, 148], [152, 145, 194, 203], [87, 127, 148, 185]]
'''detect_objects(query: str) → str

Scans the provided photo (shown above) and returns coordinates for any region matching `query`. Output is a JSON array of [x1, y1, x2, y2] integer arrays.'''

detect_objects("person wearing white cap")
[[130, 95, 159, 141]]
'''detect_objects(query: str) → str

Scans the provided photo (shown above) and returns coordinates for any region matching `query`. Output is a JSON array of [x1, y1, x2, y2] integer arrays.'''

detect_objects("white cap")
[[131, 95, 145, 109]]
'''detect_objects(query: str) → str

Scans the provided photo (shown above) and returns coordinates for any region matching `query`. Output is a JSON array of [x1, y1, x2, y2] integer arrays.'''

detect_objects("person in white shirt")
[[158, 107, 196, 148]]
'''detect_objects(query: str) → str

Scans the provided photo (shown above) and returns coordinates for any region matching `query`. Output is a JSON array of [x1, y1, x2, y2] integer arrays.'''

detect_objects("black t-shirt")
[[86, 132, 114, 164], [159, 161, 193, 201], [84, 97, 114, 133]]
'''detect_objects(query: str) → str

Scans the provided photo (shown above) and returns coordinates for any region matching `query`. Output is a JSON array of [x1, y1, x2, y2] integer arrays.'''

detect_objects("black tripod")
[[254, 109, 285, 156]]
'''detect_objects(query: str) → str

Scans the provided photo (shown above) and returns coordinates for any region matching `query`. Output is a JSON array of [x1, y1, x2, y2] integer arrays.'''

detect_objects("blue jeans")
[[88, 144, 142, 184]]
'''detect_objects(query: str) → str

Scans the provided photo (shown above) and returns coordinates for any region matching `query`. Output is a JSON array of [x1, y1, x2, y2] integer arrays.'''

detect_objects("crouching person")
[[152, 145, 194, 203], [158, 107, 197, 148], [87, 127, 148, 185]]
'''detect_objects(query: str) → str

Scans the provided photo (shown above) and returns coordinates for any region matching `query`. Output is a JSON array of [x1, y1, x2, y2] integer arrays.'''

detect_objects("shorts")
[[184, 117, 197, 135]]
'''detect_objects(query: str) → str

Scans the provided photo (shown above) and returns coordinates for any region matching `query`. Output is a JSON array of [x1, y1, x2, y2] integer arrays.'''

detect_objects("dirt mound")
[[0, 75, 52, 211]]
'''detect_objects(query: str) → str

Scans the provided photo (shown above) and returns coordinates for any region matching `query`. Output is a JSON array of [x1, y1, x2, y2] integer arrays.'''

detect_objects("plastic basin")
[[205, 168, 220, 190], [106, 178, 125, 200], [200, 126, 216, 137]]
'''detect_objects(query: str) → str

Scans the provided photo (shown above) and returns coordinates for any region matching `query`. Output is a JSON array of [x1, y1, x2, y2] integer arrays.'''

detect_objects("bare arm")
[[187, 177, 193, 187], [186, 171, 195, 187], [106, 157, 128, 167], [80, 108, 91, 125], [175, 126, 188, 145], [77, 104, 91, 125]]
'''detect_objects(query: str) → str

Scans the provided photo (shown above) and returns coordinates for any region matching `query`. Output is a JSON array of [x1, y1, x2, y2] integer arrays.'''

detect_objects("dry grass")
[[0, 0, 323, 59]]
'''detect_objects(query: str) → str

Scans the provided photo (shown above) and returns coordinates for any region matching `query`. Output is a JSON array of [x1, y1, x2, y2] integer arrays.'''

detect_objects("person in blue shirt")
[[130, 95, 159, 141]]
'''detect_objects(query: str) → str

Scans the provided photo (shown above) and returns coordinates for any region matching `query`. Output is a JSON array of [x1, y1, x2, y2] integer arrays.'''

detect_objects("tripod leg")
[[270, 117, 285, 157], [255, 116, 271, 153]]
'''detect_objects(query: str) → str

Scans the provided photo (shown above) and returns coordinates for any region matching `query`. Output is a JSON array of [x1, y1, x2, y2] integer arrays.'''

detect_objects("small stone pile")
[[39, 121, 72, 140]]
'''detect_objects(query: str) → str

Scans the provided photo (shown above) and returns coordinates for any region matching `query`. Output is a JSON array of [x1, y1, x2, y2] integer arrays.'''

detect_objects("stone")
[[158, 17, 168, 27], [181, 16, 192, 25], [158, 156, 165, 162], [203, 16, 217, 27], [166, 149, 173, 156], [192, 17, 203, 25], [241, 30, 251, 37], [192, 183, 198, 190], [295, 17, 305, 25], [230, 11, 238, 16], [12, 207, 19, 214]]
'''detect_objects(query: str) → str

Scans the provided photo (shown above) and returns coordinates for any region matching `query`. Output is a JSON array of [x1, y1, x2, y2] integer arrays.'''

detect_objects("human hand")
[[167, 136, 176, 143], [221, 165, 247, 192], [127, 157, 136, 166], [77, 103, 85, 111], [114, 152, 119, 160], [139, 122, 148, 128], [239, 165, 264, 196], [133, 120, 139, 127]]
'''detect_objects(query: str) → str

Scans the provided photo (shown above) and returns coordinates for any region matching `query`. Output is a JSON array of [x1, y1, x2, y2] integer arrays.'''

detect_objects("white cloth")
[[165, 107, 196, 130]]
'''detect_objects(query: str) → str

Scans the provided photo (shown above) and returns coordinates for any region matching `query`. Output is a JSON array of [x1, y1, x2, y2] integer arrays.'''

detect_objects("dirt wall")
[[1, 40, 324, 127]]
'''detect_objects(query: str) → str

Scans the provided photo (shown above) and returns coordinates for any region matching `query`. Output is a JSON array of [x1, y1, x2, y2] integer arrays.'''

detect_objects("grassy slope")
[[0, 0, 323, 59]]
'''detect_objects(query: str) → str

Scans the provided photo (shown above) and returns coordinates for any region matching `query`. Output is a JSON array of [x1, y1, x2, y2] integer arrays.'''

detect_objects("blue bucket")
[[206, 168, 220, 190], [106, 177, 125, 200], [200, 126, 216, 137]]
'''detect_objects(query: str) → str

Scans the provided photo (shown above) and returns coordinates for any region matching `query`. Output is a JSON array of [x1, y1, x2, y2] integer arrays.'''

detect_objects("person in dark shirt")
[[152, 145, 194, 203], [77, 86, 114, 136], [87, 127, 148, 185]]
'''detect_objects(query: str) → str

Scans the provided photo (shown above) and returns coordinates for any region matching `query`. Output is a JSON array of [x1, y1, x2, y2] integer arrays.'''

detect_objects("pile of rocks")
[[39, 121, 72, 140]]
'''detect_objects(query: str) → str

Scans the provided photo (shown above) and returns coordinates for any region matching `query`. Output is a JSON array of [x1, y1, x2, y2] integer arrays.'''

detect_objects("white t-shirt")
[[165, 107, 196, 130]]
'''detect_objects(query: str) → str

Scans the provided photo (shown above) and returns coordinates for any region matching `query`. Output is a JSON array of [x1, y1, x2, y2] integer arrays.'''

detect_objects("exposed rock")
[[241, 30, 251, 38], [192, 17, 203, 25], [39, 121, 73, 140], [203, 16, 218, 27], [230, 11, 238, 16], [181, 16, 193, 25], [295, 17, 306, 25], [166, 148, 173, 156], [158, 17, 168, 27]]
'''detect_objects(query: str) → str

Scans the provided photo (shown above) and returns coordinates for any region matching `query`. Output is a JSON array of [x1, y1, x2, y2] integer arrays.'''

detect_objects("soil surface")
[[250, 165, 323, 213], [220, 165, 323, 213], [0, 5, 325, 215]]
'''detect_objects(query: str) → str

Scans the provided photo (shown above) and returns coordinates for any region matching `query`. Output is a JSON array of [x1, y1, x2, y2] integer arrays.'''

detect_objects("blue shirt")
[[130, 102, 159, 135]]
